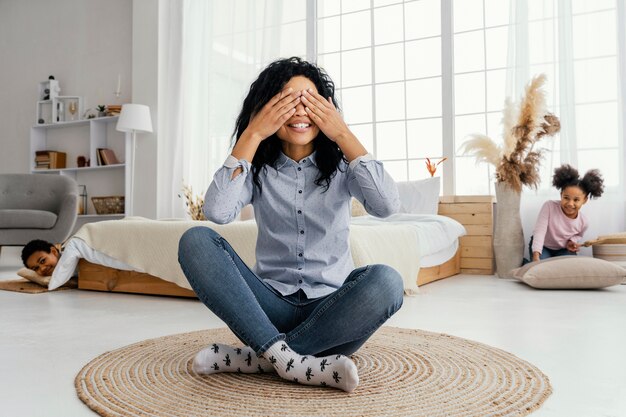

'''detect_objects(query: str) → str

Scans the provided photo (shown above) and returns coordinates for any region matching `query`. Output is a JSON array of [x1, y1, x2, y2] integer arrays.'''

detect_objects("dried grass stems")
[[461, 74, 561, 193], [181, 184, 206, 221]]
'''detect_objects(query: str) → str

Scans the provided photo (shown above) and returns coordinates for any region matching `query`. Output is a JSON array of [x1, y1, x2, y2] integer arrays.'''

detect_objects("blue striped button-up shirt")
[[204, 151, 400, 298]]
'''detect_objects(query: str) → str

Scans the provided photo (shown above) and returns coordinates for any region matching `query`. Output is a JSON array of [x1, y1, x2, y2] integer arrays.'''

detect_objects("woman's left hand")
[[301, 89, 351, 142]]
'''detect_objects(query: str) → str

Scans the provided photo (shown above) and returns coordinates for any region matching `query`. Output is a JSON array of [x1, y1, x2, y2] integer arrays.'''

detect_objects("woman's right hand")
[[244, 87, 302, 141]]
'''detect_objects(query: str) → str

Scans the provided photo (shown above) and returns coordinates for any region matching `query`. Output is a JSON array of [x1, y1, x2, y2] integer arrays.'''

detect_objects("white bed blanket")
[[71, 215, 464, 296]]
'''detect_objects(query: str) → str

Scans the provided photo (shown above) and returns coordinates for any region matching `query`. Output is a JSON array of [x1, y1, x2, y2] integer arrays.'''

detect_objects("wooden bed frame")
[[77, 195, 493, 297], [78, 248, 462, 297]]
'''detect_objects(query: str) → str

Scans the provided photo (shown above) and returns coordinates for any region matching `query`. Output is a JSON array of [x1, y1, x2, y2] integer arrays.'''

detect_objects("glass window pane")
[[577, 149, 618, 187], [455, 156, 492, 195], [572, 11, 617, 60], [407, 118, 443, 158], [528, 0, 555, 20], [349, 123, 374, 153], [575, 103, 618, 149], [374, 4, 404, 45], [342, 10, 372, 50], [486, 69, 506, 112], [574, 57, 617, 103], [280, 21, 306, 57], [374, 0, 403, 6], [406, 78, 442, 118], [408, 160, 444, 182], [484, 0, 510, 27], [405, 0, 441, 40], [528, 20, 554, 64], [455, 114, 487, 148], [486, 111, 503, 139], [453, 0, 484, 32], [454, 73, 485, 115], [454, 31, 485, 73], [375, 43, 404, 83], [382, 160, 408, 181], [318, 16, 341, 54], [405, 38, 441, 79], [282, 0, 306, 23], [342, 0, 370, 13], [572, 0, 616, 14], [375, 82, 405, 121], [318, 0, 340, 17], [485, 26, 508, 69], [341, 86, 373, 124], [317, 53, 341, 89], [376, 121, 407, 159], [342, 48, 372, 87]]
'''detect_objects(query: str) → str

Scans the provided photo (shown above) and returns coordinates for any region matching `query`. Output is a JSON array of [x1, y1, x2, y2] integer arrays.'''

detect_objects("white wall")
[[131, 0, 158, 219], [0, 0, 160, 219], [0, 0, 132, 174]]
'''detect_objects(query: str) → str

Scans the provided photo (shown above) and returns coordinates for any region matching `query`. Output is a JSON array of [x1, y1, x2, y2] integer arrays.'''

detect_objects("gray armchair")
[[0, 174, 78, 248]]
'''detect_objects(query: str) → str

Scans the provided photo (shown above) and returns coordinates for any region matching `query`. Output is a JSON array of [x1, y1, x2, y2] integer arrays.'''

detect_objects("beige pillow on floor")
[[511, 256, 626, 289], [17, 268, 52, 287]]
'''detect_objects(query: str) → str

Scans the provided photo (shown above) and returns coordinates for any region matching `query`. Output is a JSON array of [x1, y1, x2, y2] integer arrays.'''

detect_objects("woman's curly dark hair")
[[552, 164, 604, 199], [233, 57, 345, 192]]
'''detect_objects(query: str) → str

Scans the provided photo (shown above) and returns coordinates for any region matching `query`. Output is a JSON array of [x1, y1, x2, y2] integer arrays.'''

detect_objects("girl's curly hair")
[[232, 57, 345, 193], [552, 164, 604, 199]]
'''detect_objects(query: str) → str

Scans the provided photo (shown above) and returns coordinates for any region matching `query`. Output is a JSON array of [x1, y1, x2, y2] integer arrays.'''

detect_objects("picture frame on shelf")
[[38, 96, 83, 124]]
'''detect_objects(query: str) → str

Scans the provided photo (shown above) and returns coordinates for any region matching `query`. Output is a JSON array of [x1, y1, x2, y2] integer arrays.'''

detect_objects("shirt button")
[[297, 210, 302, 214], [298, 190, 302, 194], [300, 230, 304, 234], [298, 253, 303, 257], [297, 167, 302, 171], [298, 279, 303, 284]]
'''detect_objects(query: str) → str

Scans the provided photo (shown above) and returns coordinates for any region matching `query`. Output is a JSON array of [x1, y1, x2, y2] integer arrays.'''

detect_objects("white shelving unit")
[[30, 116, 128, 231]]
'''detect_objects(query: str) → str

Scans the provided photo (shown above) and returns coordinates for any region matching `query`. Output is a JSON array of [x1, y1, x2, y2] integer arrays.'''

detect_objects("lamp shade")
[[116, 104, 153, 133]]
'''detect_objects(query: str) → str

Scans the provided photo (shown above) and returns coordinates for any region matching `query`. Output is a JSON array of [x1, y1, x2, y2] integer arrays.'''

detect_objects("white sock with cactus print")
[[262, 341, 359, 393], [192, 343, 275, 375]]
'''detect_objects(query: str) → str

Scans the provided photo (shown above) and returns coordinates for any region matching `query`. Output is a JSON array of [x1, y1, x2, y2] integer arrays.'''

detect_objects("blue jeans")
[[524, 235, 577, 264], [178, 227, 404, 357]]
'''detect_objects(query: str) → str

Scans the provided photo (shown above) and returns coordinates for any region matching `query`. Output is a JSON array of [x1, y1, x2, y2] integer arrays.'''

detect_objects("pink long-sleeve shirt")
[[531, 200, 588, 254]]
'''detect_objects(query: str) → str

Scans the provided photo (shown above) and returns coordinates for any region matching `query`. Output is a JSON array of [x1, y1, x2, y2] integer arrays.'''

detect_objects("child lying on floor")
[[21, 238, 136, 290]]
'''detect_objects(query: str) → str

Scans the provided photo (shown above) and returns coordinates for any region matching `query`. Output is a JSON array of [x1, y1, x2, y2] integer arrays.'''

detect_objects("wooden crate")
[[438, 195, 495, 275]]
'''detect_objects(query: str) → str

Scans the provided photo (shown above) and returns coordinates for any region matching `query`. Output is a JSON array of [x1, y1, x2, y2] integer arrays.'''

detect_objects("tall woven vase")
[[493, 182, 524, 277]]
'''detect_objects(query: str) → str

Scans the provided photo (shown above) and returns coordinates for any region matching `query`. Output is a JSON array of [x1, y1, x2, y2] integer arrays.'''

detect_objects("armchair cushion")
[[0, 209, 57, 229]]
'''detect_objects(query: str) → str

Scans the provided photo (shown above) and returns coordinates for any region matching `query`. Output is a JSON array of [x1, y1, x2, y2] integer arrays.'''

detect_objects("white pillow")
[[17, 268, 51, 287], [396, 177, 440, 215], [510, 256, 626, 289]]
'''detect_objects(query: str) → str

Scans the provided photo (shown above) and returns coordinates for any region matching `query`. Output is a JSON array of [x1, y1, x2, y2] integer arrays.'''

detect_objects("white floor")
[[1, 246, 625, 417]]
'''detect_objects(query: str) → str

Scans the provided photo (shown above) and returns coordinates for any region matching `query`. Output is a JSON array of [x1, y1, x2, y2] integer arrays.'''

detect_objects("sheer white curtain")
[[506, 0, 625, 257], [157, 0, 307, 219]]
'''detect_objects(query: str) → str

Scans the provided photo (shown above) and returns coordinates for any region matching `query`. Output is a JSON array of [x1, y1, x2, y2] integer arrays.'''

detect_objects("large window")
[[317, 0, 446, 185], [313, 0, 624, 195]]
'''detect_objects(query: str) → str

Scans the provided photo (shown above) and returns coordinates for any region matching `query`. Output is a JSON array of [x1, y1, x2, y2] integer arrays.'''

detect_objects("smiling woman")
[[177, 57, 403, 393]]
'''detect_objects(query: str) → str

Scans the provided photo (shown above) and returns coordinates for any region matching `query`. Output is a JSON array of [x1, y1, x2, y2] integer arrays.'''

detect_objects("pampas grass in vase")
[[460, 74, 561, 277], [460, 73, 561, 192]]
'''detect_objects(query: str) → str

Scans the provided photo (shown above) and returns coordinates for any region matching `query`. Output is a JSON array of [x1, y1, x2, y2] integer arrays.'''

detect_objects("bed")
[[66, 193, 495, 297]]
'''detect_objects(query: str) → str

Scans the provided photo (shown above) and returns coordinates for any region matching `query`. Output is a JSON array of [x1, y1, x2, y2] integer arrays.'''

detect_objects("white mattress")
[[421, 240, 459, 268], [349, 213, 466, 267]]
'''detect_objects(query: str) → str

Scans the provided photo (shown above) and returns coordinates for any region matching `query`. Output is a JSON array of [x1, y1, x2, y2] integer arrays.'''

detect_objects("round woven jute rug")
[[75, 327, 551, 417]]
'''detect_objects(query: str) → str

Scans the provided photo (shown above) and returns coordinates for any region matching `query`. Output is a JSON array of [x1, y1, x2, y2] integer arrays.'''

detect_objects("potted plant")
[[460, 74, 561, 277], [96, 105, 107, 117]]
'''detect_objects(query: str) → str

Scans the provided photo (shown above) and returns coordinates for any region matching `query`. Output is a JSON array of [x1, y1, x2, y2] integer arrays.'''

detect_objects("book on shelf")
[[33, 150, 66, 169], [97, 148, 120, 165]]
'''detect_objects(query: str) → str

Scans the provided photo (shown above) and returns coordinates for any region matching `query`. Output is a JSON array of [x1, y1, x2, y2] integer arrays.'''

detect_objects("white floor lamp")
[[116, 104, 153, 216]]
